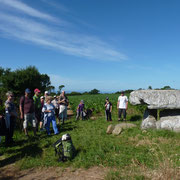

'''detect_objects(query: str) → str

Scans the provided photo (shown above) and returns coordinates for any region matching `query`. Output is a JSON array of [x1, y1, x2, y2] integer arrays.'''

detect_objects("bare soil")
[[0, 163, 108, 180]]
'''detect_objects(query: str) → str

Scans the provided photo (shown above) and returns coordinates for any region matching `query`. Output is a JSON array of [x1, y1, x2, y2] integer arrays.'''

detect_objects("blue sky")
[[0, 0, 180, 92]]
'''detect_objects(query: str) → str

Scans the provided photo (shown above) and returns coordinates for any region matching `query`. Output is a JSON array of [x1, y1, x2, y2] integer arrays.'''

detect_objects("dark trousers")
[[55, 108, 59, 119], [5, 116, 15, 144], [105, 110, 112, 121], [35, 109, 41, 131], [118, 108, 126, 120]]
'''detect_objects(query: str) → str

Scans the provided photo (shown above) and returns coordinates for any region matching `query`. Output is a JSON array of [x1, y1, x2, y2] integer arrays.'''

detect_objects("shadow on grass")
[[58, 122, 77, 133], [129, 115, 142, 121], [0, 143, 42, 168]]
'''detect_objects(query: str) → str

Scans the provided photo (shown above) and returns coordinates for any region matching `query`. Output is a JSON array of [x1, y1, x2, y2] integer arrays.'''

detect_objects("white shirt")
[[52, 99, 58, 109], [118, 95, 128, 109]]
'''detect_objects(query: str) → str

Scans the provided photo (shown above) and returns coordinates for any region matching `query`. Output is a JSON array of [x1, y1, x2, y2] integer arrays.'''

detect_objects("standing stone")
[[141, 115, 157, 129], [141, 109, 157, 129]]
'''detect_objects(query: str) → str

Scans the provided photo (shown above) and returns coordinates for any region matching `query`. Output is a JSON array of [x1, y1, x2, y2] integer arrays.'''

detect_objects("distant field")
[[68, 93, 145, 120]]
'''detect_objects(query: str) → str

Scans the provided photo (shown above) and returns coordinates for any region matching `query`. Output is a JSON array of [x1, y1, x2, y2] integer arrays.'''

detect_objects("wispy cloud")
[[0, 0, 58, 22], [40, 0, 69, 13], [0, 0, 127, 62]]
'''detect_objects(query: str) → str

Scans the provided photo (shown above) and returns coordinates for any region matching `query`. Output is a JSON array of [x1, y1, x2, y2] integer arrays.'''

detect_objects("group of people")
[[0, 89, 128, 146], [75, 91, 128, 122], [105, 91, 128, 121], [0, 88, 69, 145]]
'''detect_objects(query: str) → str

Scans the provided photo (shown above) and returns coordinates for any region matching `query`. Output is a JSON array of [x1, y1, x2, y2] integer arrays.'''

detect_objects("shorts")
[[59, 105, 67, 119], [23, 113, 36, 129]]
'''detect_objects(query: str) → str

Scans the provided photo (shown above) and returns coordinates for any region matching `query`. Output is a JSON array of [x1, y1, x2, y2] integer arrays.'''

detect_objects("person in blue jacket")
[[42, 96, 59, 135]]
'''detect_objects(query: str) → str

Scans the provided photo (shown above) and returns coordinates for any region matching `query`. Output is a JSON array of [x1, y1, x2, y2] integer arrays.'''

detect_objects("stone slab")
[[130, 90, 180, 109]]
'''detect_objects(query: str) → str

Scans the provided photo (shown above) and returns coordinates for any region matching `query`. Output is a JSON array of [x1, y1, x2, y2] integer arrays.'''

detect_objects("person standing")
[[105, 97, 112, 121], [33, 88, 42, 131], [52, 95, 59, 120], [42, 96, 59, 135], [76, 100, 85, 120], [58, 91, 69, 124], [5, 91, 17, 145], [117, 91, 128, 121], [19, 88, 36, 136]]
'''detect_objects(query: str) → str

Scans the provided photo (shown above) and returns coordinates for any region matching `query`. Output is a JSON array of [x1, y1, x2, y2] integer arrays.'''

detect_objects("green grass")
[[0, 94, 180, 179]]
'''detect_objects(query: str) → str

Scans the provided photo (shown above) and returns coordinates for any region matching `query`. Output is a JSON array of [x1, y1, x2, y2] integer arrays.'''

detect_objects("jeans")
[[118, 108, 126, 120], [45, 116, 59, 135], [76, 111, 84, 120]]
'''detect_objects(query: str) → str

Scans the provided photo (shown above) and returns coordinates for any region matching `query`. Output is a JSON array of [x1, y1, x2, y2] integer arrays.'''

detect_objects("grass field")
[[0, 94, 180, 179]]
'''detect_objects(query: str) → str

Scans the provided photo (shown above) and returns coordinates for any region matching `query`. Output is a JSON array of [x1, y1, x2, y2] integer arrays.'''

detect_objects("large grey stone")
[[130, 90, 180, 109], [112, 125, 122, 135], [141, 109, 157, 129], [108, 123, 137, 135], [156, 116, 180, 132], [141, 116, 157, 129], [112, 123, 137, 135], [116, 123, 137, 129]]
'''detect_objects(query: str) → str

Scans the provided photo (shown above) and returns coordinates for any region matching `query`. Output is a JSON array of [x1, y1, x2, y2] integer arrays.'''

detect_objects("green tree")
[[58, 85, 65, 93], [89, 89, 100, 94], [0, 66, 51, 97], [161, 86, 172, 90], [148, 86, 152, 90]]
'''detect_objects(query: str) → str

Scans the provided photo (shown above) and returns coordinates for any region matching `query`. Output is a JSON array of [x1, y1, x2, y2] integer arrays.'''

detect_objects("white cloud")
[[40, 0, 69, 13], [0, 0, 58, 22], [0, 0, 127, 62]]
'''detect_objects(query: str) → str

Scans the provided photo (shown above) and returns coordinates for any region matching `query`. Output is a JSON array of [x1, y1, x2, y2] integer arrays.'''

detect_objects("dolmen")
[[130, 90, 180, 132]]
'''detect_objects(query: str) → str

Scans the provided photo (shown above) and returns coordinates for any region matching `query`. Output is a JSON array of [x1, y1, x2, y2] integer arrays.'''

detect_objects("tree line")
[[0, 66, 50, 100]]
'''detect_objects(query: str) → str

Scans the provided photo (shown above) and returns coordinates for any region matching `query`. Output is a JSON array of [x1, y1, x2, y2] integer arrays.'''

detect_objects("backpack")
[[53, 134, 76, 162]]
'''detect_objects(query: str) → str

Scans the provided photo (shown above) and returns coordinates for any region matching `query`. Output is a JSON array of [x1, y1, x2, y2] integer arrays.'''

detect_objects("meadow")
[[0, 94, 180, 179]]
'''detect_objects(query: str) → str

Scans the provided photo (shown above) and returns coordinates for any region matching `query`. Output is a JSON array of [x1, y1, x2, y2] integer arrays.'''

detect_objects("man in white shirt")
[[117, 91, 128, 121]]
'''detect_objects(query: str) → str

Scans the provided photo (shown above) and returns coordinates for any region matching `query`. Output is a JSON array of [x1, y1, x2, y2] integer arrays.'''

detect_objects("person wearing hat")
[[117, 91, 128, 121], [105, 97, 112, 121], [19, 88, 36, 136], [33, 88, 42, 131], [76, 100, 85, 120]]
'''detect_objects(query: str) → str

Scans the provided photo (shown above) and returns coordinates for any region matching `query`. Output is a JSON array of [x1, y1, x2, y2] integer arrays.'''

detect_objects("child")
[[76, 100, 85, 120], [42, 96, 59, 135], [105, 97, 112, 121]]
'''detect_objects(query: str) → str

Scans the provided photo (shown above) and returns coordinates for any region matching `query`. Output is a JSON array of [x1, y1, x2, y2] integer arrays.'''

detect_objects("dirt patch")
[[0, 164, 108, 180]]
